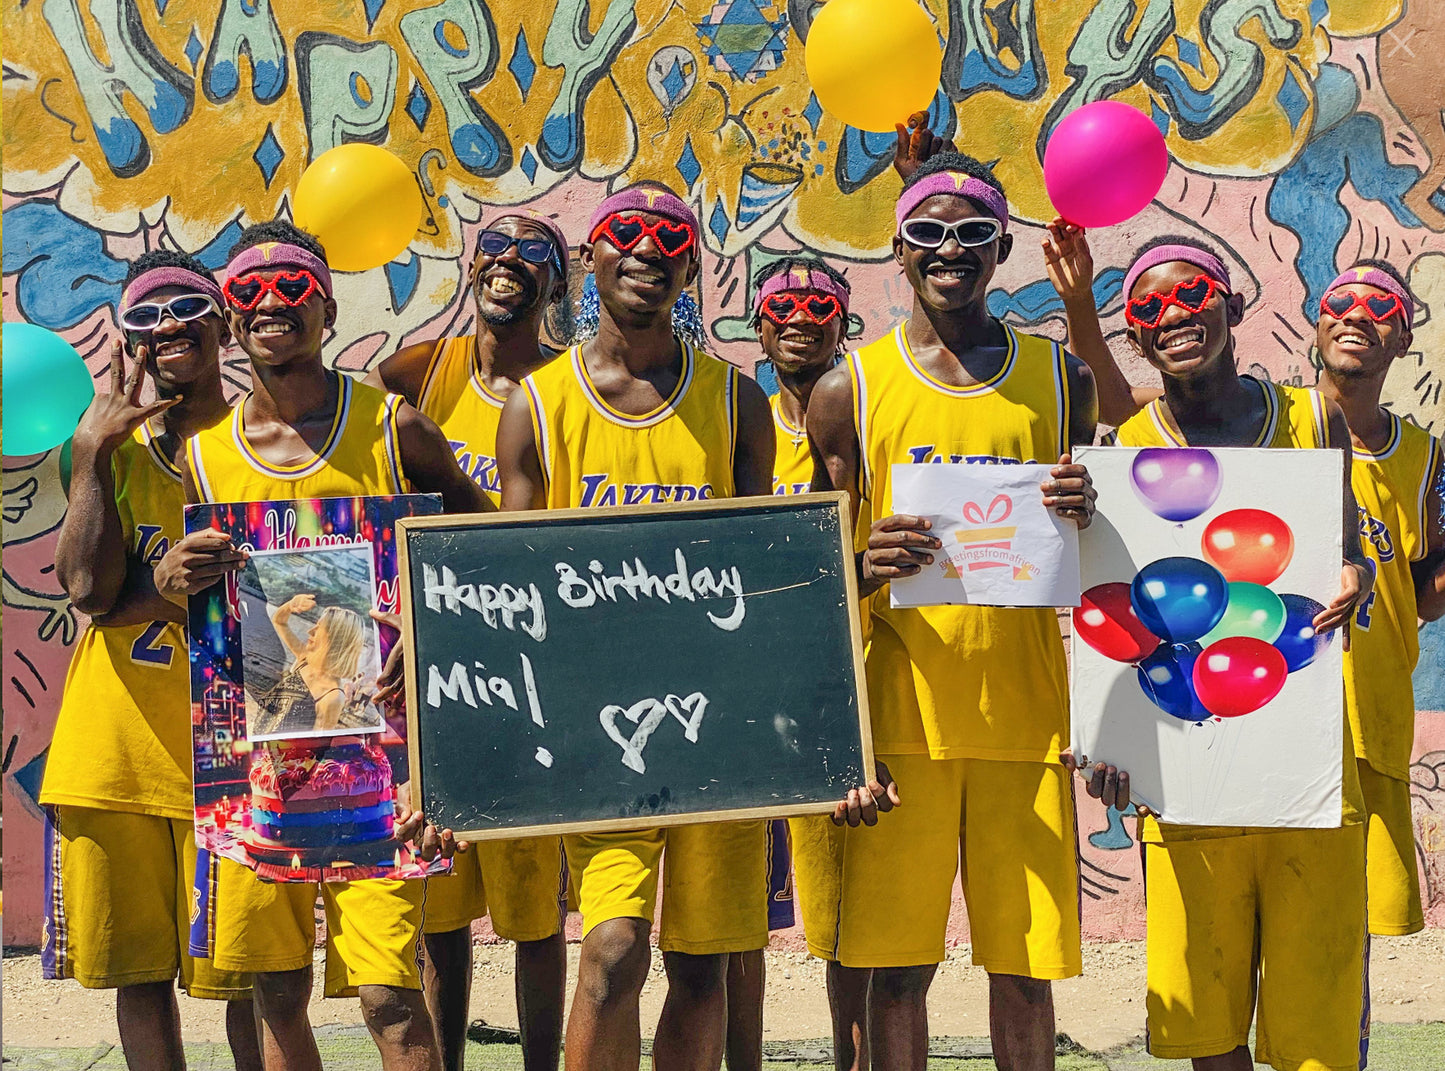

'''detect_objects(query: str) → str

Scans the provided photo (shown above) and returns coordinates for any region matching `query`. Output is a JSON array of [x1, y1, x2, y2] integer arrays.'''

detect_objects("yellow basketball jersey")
[[1117, 377, 1364, 837], [1118, 375, 1330, 450], [187, 374, 408, 502], [1346, 414, 1441, 780], [40, 424, 195, 820], [521, 343, 738, 508], [417, 335, 505, 506], [771, 395, 812, 496], [849, 323, 1073, 762]]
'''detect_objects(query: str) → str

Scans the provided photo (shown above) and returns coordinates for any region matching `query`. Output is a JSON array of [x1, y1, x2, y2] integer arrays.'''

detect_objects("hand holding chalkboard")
[[398, 494, 876, 840]]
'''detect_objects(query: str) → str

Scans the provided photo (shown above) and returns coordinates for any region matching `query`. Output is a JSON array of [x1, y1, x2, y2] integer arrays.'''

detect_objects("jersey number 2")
[[130, 621, 176, 668]]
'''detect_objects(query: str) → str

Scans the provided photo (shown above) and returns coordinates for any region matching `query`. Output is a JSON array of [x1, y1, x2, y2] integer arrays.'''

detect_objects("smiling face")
[[581, 208, 700, 324], [757, 290, 845, 375], [224, 264, 336, 369], [893, 194, 1012, 314], [1316, 283, 1412, 381], [470, 218, 564, 327], [1125, 260, 1243, 378], [124, 283, 228, 391]]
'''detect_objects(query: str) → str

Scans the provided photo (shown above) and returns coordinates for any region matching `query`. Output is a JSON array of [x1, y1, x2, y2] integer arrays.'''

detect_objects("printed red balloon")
[[1192, 636, 1288, 718], [1201, 508, 1295, 585], [1074, 582, 1161, 663]]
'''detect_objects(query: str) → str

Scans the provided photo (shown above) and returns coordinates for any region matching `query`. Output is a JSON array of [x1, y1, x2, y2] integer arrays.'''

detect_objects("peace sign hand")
[[72, 340, 180, 456]]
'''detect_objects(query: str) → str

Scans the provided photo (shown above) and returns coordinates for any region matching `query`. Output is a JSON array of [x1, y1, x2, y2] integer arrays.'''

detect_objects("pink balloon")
[[1044, 101, 1169, 228]]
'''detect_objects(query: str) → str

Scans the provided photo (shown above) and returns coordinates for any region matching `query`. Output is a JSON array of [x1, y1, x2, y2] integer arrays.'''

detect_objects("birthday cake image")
[[941, 494, 1037, 580], [244, 743, 395, 869]]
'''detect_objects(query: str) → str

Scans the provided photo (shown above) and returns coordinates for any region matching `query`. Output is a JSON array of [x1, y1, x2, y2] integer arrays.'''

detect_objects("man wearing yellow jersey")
[[495, 183, 893, 1071], [733, 255, 871, 1071], [44, 250, 262, 1070], [1103, 238, 1372, 1071], [155, 219, 487, 1071], [1314, 262, 1445, 940], [366, 211, 571, 1071], [807, 154, 1099, 1071], [1046, 222, 1445, 1015]]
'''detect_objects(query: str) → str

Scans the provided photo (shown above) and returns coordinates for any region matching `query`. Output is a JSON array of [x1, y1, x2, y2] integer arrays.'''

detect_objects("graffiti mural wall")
[[4, 0, 1444, 943]]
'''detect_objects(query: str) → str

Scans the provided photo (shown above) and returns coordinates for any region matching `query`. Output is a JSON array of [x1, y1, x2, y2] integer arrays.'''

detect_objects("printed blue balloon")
[[1274, 593, 1333, 671], [1130, 557, 1229, 643], [1136, 642, 1209, 721], [2, 322, 95, 456]]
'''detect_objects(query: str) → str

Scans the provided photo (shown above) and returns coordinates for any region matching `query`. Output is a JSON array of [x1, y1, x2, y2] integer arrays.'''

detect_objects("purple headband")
[[484, 210, 570, 274], [587, 186, 700, 241], [1323, 267, 1414, 328], [120, 266, 224, 314], [754, 267, 850, 313], [1122, 245, 1231, 301], [895, 171, 1009, 232], [225, 242, 333, 297]]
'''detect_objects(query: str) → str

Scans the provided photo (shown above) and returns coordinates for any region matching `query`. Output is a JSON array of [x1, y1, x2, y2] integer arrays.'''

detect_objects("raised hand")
[[72, 340, 180, 456], [893, 111, 957, 182], [1041, 217, 1096, 307]]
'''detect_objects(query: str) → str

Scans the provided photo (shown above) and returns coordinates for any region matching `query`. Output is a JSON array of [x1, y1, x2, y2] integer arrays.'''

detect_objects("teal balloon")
[[1200, 582, 1287, 647], [3, 323, 94, 456]]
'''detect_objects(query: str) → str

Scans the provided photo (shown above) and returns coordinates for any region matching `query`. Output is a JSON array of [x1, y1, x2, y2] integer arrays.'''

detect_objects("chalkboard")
[[398, 494, 872, 839]]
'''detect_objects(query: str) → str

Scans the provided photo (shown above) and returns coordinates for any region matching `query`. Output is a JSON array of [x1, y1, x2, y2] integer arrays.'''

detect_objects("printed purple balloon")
[[1130, 448, 1222, 522]]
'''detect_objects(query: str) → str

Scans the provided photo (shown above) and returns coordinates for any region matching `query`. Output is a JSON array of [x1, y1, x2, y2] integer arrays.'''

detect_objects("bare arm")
[[93, 557, 188, 627], [1412, 448, 1445, 622], [807, 363, 939, 599], [732, 374, 776, 498], [269, 594, 313, 659], [394, 402, 493, 513], [1316, 403, 1374, 639], [1043, 219, 1160, 427], [363, 340, 438, 405], [57, 341, 178, 615], [1064, 352, 1099, 450], [496, 390, 547, 511]]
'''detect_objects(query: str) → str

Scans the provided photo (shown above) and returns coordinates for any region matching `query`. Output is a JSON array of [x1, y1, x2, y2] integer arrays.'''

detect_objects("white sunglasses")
[[899, 217, 1002, 249]]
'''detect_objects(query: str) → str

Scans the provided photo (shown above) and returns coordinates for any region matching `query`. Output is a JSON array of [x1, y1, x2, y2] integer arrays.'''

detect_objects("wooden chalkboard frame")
[[397, 492, 874, 840]]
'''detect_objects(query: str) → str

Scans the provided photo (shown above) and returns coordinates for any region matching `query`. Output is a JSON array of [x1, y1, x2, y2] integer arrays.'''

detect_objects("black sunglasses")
[[477, 229, 562, 271]]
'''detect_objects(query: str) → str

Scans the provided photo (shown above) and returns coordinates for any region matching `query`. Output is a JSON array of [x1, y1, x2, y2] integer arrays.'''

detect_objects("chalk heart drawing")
[[600, 692, 709, 774]]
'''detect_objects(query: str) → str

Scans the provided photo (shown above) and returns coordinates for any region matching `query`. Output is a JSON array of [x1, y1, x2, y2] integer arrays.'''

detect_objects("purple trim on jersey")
[[41, 806, 64, 979], [766, 818, 795, 931], [189, 847, 214, 959]]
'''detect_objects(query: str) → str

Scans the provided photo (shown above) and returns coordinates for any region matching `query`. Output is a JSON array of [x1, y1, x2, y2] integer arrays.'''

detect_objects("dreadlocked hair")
[[748, 256, 851, 328]]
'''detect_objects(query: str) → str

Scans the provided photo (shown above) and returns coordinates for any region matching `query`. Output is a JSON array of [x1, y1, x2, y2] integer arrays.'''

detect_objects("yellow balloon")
[[292, 144, 424, 272], [804, 0, 943, 133]]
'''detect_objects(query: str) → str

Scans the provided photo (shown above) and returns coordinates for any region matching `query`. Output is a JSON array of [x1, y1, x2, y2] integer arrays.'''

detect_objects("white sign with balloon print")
[[1070, 446, 1345, 829]]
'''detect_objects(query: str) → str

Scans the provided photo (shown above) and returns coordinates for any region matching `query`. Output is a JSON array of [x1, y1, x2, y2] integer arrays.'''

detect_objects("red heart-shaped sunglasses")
[[760, 292, 843, 326], [222, 270, 323, 311], [1125, 273, 1221, 329], [590, 213, 695, 257]]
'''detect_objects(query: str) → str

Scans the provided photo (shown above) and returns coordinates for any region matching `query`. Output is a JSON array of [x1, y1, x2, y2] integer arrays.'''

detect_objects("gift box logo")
[[941, 494, 1038, 580]]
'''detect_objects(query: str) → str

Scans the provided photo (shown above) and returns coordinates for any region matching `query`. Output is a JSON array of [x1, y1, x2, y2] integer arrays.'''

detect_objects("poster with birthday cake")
[[186, 494, 443, 882]]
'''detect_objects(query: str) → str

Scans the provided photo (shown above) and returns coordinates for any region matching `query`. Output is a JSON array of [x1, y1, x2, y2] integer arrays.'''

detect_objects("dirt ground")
[[6, 930, 1444, 1052]]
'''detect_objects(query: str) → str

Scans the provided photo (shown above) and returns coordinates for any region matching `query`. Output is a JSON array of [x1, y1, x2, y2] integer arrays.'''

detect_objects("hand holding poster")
[[889, 463, 1082, 608], [1069, 447, 1344, 828]]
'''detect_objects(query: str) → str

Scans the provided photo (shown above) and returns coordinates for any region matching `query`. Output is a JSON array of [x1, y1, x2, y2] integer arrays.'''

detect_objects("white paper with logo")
[[889, 463, 1081, 608]]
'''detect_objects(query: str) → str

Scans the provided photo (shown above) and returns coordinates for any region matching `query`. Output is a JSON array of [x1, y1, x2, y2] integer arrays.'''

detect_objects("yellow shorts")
[[832, 754, 1081, 976], [42, 806, 250, 999], [564, 820, 768, 955], [789, 814, 846, 961], [1358, 759, 1423, 936], [1144, 824, 1367, 1069], [422, 835, 567, 941], [209, 857, 424, 998]]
